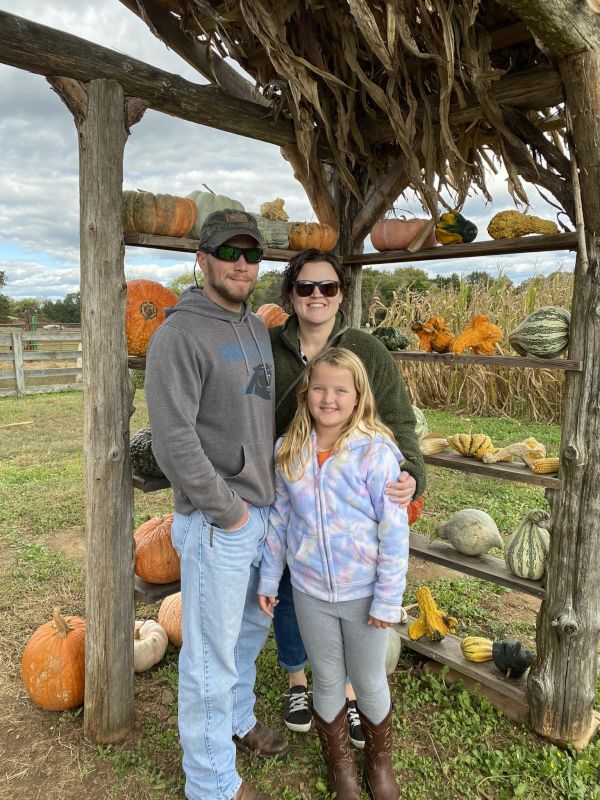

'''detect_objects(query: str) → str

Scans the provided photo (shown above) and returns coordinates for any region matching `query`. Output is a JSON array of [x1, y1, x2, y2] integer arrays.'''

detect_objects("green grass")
[[1, 391, 599, 800]]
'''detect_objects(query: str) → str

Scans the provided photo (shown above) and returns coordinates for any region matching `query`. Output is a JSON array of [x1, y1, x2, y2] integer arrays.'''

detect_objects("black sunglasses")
[[200, 244, 263, 264], [293, 280, 341, 298]]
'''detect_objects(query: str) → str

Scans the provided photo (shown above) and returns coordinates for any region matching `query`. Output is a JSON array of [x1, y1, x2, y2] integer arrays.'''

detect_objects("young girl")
[[258, 347, 407, 800]]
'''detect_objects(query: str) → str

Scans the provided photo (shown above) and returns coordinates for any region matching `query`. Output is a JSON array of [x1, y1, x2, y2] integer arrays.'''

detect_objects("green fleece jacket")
[[269, 311, 426, 499]]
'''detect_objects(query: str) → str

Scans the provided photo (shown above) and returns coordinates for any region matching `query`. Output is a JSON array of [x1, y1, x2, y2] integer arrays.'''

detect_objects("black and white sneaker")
[[346, 700, 365, 749], [284, 685, 312, 733]]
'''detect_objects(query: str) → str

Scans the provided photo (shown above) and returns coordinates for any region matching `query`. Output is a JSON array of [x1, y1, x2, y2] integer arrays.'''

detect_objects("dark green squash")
[[130, 428, 165, 478], [492, 639, 534, 678], [371, 327, 410, 351]]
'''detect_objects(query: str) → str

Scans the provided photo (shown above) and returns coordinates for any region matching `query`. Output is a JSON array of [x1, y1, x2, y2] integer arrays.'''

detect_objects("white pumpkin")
[[133, 619, 169, 673], [186, 191, 245, 239], [434, 509, 503, 556]]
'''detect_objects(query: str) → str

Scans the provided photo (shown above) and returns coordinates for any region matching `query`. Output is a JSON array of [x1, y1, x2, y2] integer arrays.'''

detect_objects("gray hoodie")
[[145, 287, 275, 528]]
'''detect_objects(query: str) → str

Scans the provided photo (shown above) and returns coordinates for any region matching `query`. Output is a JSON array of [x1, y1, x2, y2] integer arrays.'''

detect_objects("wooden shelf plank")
[[135, 576, 180, 603], [423, 450, 560, 488], [409, 531, 545, 598], [396, 614, 529, 708], [132, 472, 170, 492], [124, 232, 297, 262], [391, 350, 582, 372], [343, 232, 578, 265], [128, 356, 146, 370]]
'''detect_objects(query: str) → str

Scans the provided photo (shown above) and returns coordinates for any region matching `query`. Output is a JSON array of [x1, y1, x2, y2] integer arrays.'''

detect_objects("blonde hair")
[[276, 347, 395, 480]]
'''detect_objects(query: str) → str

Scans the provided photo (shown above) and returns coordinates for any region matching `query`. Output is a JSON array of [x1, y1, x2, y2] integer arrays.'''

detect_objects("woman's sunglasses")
[[293, 280, 341, 298], [200, 244, 263, 264]]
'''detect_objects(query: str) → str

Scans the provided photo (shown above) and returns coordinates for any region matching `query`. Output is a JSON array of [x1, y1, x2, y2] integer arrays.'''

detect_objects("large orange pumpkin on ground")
[[288, 222, 338, 251], [158, 592, 183, 647], [126, 279, 178, 357], [370, 218, 436, 251], [134, 513, 180, 584], [123, 190, 197, 237], [256, 303, 289, 328], [21, 607, 86, 711]]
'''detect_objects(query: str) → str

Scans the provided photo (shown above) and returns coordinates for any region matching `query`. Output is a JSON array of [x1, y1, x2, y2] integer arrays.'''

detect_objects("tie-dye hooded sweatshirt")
[[258, 428, 409, 623]]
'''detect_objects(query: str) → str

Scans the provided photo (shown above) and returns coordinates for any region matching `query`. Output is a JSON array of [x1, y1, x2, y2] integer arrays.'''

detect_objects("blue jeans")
[[272, 565, 308, 673], [172, 505, 271, 800]]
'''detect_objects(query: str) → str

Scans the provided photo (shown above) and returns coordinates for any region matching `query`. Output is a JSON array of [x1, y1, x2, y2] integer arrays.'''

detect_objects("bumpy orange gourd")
[[125, 279, 178, 357], [123, 190, 197, 237], [411, 316, 454, 353], [256, 303, 289, 328], [158, 592, 183, 647], [288, 222, 338, 251], [134, 513, 180, 584], [371, 218, 436, 251], [450, 315, 503, 356], [21, 607, 86, 711]]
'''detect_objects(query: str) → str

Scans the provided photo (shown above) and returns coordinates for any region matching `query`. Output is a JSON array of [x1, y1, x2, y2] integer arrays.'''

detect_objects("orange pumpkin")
[[125, 279, 178, 357], [158, 592, 183, 647], [256, 303, 289, 328], [123, 190, 197, 237], [407, 495, 425, 526], [21, 607, 86, 711], [288, 222, 338, 251], [134, 513, 180, 584], [370, 218, 436, 251]]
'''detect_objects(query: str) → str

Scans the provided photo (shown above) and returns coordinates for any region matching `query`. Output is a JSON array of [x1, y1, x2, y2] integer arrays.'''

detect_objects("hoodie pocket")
[[331, 534, 378, 587]]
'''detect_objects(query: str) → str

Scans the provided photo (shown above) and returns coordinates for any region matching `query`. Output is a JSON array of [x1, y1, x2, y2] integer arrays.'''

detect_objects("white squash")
[[186, 190, 245, 239], [133, 619, 169, 673], [412, 405, 428, 439], [434, 509, 503, 555]]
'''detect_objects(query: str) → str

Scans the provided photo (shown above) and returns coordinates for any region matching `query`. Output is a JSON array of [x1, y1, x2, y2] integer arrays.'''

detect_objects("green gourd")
[[250, 214, 289, 249], [435, 211, 478, 245], [492, 639, 535, 678], [130, 428, 165, 479], [505, 509, 550, 581], [508, 307, 570, 359], [435, 509, 503, 556], [187, 190, 245, 239]]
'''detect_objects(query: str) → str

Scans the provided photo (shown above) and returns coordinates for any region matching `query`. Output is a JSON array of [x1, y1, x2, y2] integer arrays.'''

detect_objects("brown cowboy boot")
[[233, 721, 289, 758], [359, 706, 399, 800], [312, 706, 361, 800], [232, 781, 276, 800]]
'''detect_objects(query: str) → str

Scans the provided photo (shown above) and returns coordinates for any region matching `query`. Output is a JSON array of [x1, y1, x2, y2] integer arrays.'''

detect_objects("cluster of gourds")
[[443, 431, 560, 475], [123, 189, 338, 251], [412, 315, 503, 356]]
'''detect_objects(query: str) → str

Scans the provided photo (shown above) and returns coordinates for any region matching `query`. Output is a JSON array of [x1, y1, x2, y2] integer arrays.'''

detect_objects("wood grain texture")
[[390, 351, 582, 372]]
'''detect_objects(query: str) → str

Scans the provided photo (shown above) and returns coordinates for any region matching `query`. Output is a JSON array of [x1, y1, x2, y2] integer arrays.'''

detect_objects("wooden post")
[[79, 79, 135, 743], [528, 49, 600, 746], [330, 170, 364, 328], [11, 331, 25, 397]]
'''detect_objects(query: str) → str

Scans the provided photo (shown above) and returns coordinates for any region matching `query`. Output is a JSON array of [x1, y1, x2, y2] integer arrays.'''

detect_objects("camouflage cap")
[[198, 208, 263, 248]]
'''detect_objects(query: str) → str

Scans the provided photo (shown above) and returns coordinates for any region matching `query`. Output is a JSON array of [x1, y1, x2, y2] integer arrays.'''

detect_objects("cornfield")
[[370, 270, 573, 423]]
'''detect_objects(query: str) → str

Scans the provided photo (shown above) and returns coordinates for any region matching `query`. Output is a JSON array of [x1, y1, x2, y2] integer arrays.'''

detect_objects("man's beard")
[[205, 264, 256, 306]]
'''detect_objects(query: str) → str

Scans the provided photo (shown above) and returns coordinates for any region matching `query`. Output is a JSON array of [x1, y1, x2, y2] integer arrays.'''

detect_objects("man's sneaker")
[[284, 685, 312, 733], [346, 700, 365, 749], [233, 721, 289, 758]]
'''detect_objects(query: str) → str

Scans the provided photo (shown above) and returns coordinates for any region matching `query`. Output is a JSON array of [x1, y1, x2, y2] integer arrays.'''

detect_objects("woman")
[[268, 248, 426, 744]]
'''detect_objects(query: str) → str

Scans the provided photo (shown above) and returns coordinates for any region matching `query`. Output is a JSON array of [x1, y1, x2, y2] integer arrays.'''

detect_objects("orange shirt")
[[317, 449, 332, 467]]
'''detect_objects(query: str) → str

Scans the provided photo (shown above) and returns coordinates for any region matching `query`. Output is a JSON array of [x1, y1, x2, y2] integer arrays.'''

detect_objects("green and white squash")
[[505, 509, 550, 580], [412, 405, 429, 439], [434, 509, 503, 556], [250, 214, 289, 249], [187, 190, 245, 239], [508, 306, 570, 359]]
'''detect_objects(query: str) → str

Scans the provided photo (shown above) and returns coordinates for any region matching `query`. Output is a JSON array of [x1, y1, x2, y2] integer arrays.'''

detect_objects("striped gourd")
[[508, 306, 570, 359], [505, 509, 550, 581]]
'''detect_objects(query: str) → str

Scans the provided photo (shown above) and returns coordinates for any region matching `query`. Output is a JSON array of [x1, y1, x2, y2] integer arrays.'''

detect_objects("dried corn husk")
[[419, 432, 450, 455]]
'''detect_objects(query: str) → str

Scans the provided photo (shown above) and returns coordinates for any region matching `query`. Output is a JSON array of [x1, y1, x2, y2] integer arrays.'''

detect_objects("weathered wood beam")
[[351, 161, 410, 246], [528, 49, 600, 745], [79, 79, 135, 743], [360, 66, 563, 146], [498, 0, 600, 56], [0, 10, 303, 151]]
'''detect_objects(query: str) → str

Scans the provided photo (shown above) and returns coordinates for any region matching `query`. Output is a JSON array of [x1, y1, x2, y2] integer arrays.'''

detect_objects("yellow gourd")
[[446, 433, 493, 458], [487, 210, 558, 240], [408, 587, 458, 642], [460, 636, 494, 662]]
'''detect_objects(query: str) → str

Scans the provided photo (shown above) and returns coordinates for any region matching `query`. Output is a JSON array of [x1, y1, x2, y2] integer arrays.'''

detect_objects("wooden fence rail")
[[0, 330, 83, 397]]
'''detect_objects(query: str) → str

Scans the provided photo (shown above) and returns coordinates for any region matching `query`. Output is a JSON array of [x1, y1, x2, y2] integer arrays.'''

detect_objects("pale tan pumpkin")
[[133, 619, 169, 673], [256, 303, 289, 327], [370, 217, 436, 251], [134, 513, 181, 585], [158, 592, 183, 647], [288, 222, 338, 251]]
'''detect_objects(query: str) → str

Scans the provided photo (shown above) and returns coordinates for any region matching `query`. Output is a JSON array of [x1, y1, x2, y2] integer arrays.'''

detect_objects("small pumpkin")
[[134, 513, 180, 585], [125, 279, 178, 357], [508, 307, 571, 359], [123, 190, 197, 237], [187, 190, 245, 239], [435, 211, 478, 245], [158, 592, 183, 647], [446, 433, 493, 459], [134, 619, 169, 673], [460, 636, 494, 662], [371, 217, 436, 251], [505, 509, 550, 581], [492, 639, 535, 678], [256, 303, 289, 328], [435, 509, 503, 556], [21, 607, 86, 711], [288, 222, 338, 251]]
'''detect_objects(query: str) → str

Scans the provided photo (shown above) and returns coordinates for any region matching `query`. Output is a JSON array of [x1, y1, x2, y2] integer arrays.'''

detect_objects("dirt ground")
[[0, 530, 540, 800]]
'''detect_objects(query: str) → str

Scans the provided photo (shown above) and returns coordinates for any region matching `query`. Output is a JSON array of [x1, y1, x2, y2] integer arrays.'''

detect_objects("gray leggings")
[[293, 588, 391, 724]]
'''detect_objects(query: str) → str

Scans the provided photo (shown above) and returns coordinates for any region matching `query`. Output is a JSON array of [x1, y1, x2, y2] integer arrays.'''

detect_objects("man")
[[145, 209, 287, 800]]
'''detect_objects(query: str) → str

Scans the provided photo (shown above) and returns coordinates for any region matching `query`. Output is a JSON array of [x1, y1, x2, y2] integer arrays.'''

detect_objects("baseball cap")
[[199, 209, 263, 247]]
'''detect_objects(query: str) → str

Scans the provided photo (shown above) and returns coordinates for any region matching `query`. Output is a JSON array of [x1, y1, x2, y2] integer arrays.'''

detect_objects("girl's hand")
[[258, 594, 278, 618], [368, 616, 395, 629], [385, 470, 416, 507]]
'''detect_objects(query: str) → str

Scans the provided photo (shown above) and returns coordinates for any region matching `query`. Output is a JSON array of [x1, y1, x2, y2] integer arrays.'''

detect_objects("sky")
[[0, 1, 576, 301]]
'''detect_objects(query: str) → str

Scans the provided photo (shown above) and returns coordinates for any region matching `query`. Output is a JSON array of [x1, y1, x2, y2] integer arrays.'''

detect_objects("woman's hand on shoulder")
[[368, 615, 395, 629], [258, 594, 279, 618], [384, 470, 416, 507]]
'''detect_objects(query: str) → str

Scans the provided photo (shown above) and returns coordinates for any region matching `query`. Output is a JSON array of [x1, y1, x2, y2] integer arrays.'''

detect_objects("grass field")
[[0, 390, 598, 800]]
